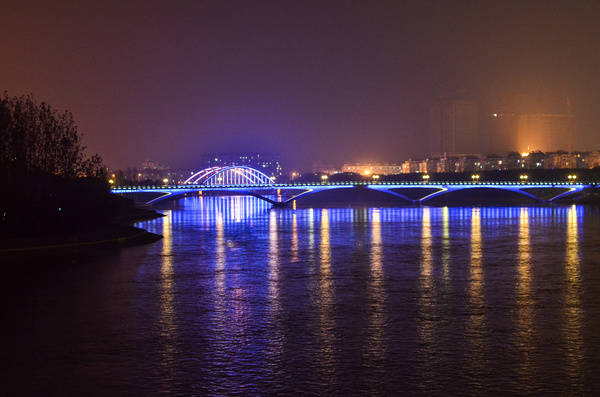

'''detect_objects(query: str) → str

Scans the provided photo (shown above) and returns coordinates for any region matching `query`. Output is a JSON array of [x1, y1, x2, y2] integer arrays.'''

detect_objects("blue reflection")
[[130, 198, 595, 395]]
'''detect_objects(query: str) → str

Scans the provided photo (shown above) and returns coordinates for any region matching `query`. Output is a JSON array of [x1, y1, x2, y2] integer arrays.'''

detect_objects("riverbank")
[[0, 224, 162, 259], [0, 206, 164, 259]]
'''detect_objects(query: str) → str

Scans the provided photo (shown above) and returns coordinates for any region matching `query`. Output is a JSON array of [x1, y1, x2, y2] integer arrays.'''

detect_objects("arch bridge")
[[111, 166, 591, 206]]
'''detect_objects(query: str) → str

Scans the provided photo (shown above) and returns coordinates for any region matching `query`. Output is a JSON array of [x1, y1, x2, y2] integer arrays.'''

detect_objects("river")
[[3, 196, 600, 395]]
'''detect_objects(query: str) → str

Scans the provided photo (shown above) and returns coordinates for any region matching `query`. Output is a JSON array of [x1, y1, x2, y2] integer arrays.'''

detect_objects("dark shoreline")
[[0, 208, 164, 259]]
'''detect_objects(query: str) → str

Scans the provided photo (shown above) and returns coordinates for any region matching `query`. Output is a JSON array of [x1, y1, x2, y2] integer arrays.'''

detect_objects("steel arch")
[[184, 166, 274, 186]]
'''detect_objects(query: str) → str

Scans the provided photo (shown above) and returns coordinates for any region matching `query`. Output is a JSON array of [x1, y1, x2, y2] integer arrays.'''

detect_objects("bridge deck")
[[112, 181, 591, 206]]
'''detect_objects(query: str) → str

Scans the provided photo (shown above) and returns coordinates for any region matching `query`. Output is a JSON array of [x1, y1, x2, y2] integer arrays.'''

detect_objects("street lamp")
[[422, 174, 430, 183], [568, 175, 577, 182], [373, 174, 380, 181], [471, 174, 480, 183], [321, 174, 328, 183], [520, 175, 528, 183]]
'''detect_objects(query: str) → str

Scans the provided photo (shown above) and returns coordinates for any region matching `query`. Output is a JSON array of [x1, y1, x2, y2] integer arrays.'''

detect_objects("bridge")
[[111, 165, 591, 207], [112, 166, 591, 206]]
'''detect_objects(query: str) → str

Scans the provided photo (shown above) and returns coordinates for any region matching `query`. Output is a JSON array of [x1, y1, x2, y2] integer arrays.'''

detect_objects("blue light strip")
[[111, 181, 591, 205]]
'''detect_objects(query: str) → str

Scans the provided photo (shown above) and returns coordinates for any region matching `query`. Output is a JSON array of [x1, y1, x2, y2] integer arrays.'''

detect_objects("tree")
[[0, 93, 111, 238], [0, 92, 103, 177]]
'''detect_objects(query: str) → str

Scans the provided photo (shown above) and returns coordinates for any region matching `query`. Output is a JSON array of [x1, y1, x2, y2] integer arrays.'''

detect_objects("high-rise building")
[[517, 114, 574, 154], [485, 113, 519, 156], [429, 98, 479, 158], [199, 152, 282, 178]]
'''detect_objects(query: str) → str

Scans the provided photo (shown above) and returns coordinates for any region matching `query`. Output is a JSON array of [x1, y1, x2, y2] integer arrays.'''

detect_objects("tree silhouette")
[[1, 93, 111, 238], [0, 92, 103, 177]]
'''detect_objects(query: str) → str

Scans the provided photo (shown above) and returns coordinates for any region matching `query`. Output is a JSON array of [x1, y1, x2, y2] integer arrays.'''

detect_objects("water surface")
[[3, 196, 600, 395]]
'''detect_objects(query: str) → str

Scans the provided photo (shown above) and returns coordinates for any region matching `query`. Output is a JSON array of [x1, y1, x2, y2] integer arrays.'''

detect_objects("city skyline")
[[2, 1, 600, 171]]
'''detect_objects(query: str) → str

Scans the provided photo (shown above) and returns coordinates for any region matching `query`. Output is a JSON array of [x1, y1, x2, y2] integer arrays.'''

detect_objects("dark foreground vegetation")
[[0, 93, 160, 248], [1, 168, 115, 238]]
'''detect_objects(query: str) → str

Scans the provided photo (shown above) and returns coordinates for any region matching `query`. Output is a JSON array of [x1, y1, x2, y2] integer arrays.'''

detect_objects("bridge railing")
[[112, 180, 592, 191]]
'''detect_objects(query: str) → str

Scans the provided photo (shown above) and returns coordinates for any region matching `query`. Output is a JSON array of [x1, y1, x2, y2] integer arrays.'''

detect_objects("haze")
[[2, 0, 599, 171]]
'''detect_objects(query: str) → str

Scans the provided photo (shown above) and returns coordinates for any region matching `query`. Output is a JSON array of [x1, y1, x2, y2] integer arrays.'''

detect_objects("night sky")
[[2, 1, 600, 171]]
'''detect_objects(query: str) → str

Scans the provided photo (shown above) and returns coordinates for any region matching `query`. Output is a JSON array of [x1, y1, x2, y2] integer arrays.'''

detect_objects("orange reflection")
[[366, 209, 385, 361], [268, 210, 280, 301], [159, 210, 176, 378], [211, 211, 228, 338], [564, 205, 583, 389], [291, 213, 299, 263], [317, 209, 335, 370], [320, 209, 332, 280], [467, 208, 486, 386], [418, 207, 436, 376], [421, 207, 433, 279], [515, 207, 535, 386], [215, 212, 225, 293], [308, 208, 316, 273], [266, 209, 283, 359], [319, 209, 333, 306], [441, 207, 450, 282], [469, 208, 484, 308]]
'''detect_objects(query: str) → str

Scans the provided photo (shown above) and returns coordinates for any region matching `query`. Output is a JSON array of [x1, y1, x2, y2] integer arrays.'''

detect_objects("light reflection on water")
[[317, 209, 336, 384], [141, 199, 599, 395], [4, 197, 600, 396], [516, 207, 536, 389], [564, 205, 584, 391], [367, 209, 385, 363], [159, 210, 176, 382], [417, 207, 437, 386], [145, 198, 599, 395]]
